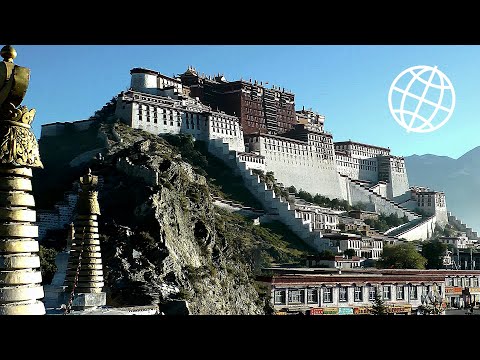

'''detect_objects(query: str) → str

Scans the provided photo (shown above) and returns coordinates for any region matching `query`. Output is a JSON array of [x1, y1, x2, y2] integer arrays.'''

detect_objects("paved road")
[[445, 308, 480, 315]]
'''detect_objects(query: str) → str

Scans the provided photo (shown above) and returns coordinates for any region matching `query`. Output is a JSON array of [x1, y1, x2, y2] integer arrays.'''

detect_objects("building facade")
[[294, 203, 339, 232], [115, 89, 245, 152], [316, 233, 383, 260], [179, 67, 296, 135], [439, 235, 476, 250], [408, 187, 448, 226], [259, 268, 480, 315], [257, 268, 457, 315]]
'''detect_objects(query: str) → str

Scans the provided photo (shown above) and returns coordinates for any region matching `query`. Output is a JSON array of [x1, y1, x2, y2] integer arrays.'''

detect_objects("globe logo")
[[388, 65, 455, 133]]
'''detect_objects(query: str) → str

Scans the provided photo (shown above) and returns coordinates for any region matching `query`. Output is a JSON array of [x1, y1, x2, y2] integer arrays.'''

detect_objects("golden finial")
[[1, 45, 17, 63]]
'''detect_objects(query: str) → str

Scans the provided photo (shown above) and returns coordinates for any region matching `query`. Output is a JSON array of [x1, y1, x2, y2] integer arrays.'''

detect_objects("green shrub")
[[38, 245, 58, 285]]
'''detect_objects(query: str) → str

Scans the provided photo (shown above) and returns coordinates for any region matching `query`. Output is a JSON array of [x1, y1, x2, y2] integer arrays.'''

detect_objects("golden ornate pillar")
[[0, 45, 45, 315], [64, 169, 105, 310]]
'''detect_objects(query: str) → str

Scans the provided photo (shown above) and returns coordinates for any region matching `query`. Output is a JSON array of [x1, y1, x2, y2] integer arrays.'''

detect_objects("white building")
[[317, 233, 383, 260], [258, 268, 454, 315], [294, 203, 339, 232], [115, 90, 245, 153], [306, 255, 365, 269], [439, 235, 477, 250]]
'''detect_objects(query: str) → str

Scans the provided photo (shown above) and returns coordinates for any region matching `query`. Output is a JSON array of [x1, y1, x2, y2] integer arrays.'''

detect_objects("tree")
[[318, 249, 335, 260], [343, 248, 356, 258], [377, 243, 427, 269], [371, 291, 388, 315], [298, 190, 313, 203], [352, 202, 368, 211], [287, 185, 297, 194], [38, 245, 58, 285], [422, 240, 447, 269]]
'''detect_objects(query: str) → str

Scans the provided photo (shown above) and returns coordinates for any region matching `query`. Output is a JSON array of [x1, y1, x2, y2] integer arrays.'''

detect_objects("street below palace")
[[444, 308, 480, 315]]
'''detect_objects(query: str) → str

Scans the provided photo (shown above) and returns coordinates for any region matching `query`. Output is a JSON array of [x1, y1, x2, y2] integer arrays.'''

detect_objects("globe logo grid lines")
[[388, 65, 455, 133]]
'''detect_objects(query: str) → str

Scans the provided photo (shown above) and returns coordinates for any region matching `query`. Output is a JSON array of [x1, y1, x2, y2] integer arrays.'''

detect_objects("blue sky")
[[14, 45, 480, 159]]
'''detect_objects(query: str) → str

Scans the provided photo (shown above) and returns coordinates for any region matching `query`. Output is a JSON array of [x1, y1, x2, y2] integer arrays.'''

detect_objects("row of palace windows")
[[298, 212, 337, 224], [336, 156, 376, 166], [274, 285, 436, 305], [239, 155, 264, 164], [446, 277, 479, 287], [338, 162, 377, 172], [135, 97, 174, 107], [335, 144, 389, 155]]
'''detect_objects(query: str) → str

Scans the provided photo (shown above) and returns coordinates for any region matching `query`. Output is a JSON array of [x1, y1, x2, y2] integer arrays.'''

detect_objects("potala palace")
[[41, 66, 479, 254]]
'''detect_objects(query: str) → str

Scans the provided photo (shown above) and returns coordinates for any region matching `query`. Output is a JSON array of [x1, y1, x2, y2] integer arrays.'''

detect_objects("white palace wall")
[[249, 136, 345, 200]]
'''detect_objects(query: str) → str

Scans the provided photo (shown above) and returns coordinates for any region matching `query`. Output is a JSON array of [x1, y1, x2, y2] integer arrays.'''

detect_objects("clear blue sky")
[[14, 45, 480, 159]]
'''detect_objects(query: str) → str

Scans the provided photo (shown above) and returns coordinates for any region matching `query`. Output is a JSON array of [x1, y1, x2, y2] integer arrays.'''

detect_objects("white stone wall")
[[37, 192, 78, 241], [40, 120, 95, 139], [238, 153, 265, 171], [370, 182, 388, 198], [336, 154, 378, 183], [131, 72, 159, 95], [252, 137, 344, 200], [346, 179, 419, 221], [394, 216, 437, 241], [207, 113, 244, 153]]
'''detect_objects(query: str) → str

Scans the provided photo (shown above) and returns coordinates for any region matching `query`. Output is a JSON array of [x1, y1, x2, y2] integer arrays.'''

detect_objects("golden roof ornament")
[[0, 45, 42, 168], [1, 45, 17, 62]]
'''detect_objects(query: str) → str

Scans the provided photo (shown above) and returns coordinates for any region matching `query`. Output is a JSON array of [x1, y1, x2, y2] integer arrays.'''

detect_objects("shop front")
[[463, 287, 480, 307], [445, 287, 463, 308], [309, 307, 354, 315], [386, 304, 412, 315]]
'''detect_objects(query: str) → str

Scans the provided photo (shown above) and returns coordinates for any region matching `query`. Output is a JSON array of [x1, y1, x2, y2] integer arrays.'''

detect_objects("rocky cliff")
[[35, 119, 314, 314]]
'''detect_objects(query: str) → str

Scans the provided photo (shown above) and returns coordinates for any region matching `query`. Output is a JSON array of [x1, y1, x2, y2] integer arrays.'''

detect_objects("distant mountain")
[[405, 146, 480, 233]]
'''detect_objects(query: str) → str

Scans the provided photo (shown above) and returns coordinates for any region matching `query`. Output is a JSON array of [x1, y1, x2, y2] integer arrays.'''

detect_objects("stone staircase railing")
[[207, 138, 325, 251], [338, 173, 420, 221], [448, 212, 479, 240]]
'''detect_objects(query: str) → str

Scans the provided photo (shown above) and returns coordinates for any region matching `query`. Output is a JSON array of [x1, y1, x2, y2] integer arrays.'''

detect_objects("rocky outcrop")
[[78, 122, 278, 314]]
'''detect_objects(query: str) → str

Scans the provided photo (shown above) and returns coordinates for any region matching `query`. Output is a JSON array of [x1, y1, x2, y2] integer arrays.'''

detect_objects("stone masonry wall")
[[37, 192, 78, 241]]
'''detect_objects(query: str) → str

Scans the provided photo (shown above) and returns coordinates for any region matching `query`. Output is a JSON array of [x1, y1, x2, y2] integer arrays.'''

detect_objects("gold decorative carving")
[[0, 124, 42, 167], [0, 45, 42, 169]]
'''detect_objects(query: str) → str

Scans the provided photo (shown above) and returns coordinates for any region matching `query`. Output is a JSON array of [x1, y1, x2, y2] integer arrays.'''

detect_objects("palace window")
[[274, 290, 286, 305], [410, 285, 418, 300], [472, 278, 479, 287], [323, 288, 333, 303], [307, 289, 318, 304], [354, 286, 363, 302], [339, 287, 348, 302], [396, 285, 404, 300], [383, 286, 391, 300], [288, 289, 304, 304]]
